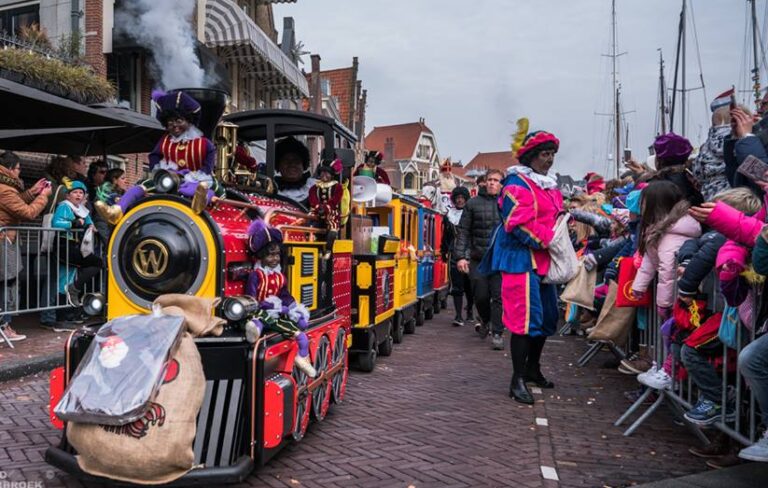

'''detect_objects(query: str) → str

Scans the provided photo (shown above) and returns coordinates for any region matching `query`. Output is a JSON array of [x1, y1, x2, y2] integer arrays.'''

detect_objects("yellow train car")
[[368, 194, 420, 337]]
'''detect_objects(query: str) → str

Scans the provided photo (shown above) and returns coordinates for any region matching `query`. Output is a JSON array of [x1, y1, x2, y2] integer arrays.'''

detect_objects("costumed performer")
[[244, 220, 317, 378]]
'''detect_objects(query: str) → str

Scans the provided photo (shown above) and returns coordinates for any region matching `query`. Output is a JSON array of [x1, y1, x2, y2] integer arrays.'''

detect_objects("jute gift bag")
[[67, 296, 224, 485], [560, 260, 597, 310], [587, 281, 635, 345]]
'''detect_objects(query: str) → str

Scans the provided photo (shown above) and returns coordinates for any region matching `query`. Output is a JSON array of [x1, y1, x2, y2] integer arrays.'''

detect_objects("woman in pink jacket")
[[632, 181, 702, 316]]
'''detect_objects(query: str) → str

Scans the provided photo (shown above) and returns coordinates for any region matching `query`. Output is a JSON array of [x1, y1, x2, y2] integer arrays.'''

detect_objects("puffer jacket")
[[676, 231, 726, 298], [454, 187, 501, 261], [705, 201, 765, 247], [633, 213, 702, 308], [0, 166, 48, 242]]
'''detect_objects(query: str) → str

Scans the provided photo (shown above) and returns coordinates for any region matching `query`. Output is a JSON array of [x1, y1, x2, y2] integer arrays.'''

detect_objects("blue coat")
[[52, 202, 93, 241]]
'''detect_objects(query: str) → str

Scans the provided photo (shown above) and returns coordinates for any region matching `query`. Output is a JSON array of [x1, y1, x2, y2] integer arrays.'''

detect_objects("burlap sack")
[[66, 296, 225, 485], [588, 281, 635, 345], [560, 262, 597, 310], [154, 295, 225, 337]]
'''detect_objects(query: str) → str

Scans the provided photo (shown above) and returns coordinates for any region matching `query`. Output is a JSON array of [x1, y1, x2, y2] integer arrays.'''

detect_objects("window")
[[107, 51, 142, 111], [0, 3, 40, 36], [417, 144, 431, 160], [403, 172, 415, 189]]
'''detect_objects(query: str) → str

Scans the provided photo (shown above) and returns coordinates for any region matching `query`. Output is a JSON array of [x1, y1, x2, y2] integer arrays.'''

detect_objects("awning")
[[204, 0, 309, 99], [0, 77, 132, 130], [0, 105, 164, 155]]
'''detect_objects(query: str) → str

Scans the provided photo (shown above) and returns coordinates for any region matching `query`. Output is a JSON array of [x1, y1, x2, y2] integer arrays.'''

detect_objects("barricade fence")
[[0, 226, 106, 319], [566, 273, 764, 447]]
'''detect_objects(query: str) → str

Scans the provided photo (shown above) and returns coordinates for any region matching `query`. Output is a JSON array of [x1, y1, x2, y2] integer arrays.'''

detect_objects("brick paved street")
[[0, 308, 713, 488]]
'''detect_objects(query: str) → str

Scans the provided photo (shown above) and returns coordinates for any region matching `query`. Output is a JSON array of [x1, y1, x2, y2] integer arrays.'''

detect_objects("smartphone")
[[623, 148, 632, 162], [737, 155, 768, 183], [730, 84, 737, 111]]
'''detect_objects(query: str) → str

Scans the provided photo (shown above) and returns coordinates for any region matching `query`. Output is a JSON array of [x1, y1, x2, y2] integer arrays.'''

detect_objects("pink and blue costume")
[[481, 168, 563, 337]]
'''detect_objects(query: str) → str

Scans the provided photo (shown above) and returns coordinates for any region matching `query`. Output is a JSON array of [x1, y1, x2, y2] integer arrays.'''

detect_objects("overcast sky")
[[275, 1, 758, 178]]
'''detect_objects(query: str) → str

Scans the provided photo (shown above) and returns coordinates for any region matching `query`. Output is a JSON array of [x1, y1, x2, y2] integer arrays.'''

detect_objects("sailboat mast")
[[612, 0, 621, 179], [681, 0, 687, 137], [751, 0, 761, 108], [670, 5, 683, 132], [659, 49, 667, 134]]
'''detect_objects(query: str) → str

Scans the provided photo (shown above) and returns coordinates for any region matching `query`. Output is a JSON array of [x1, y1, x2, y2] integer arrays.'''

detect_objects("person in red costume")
[[95, 90, 217, 224], [354, 151, 390, 185], [309, 159, 343, 259]]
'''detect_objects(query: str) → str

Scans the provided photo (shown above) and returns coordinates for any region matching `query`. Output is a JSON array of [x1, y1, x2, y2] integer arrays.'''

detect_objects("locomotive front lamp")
[[222, 296, 259, 321], [153, 169, 180, 194], [82, 293, 106, 316]]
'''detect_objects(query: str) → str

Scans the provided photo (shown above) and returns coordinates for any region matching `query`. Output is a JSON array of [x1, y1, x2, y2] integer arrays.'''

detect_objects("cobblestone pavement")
[[0, 308, 712, 488]]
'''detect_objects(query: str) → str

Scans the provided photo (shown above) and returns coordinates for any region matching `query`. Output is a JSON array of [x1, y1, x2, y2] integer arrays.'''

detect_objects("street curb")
[[0, 353, 63, 382]]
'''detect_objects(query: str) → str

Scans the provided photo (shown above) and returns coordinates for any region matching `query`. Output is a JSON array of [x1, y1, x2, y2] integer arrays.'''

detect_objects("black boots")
[[524, 367, 555, 389], [509, 374, 534, 404], [452, 295, 464, 326]]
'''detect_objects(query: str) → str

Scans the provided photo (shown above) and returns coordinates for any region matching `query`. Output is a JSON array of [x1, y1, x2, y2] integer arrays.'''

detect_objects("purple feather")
[[151, 89, 167, 102]]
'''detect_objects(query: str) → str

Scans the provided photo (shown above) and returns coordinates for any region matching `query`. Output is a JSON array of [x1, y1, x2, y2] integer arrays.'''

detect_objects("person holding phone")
[[0, 151, 52, 342]]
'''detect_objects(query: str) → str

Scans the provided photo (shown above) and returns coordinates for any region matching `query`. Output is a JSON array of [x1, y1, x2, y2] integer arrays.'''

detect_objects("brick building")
[[364, 119, 441, 196], [0, 0, 308, 181]]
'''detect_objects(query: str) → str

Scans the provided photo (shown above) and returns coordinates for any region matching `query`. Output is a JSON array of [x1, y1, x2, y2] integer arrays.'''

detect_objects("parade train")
[[45, 88, 450, 484]]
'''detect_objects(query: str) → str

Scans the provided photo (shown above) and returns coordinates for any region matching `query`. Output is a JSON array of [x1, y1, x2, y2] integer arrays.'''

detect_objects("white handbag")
[[543, 214, 579, 284]]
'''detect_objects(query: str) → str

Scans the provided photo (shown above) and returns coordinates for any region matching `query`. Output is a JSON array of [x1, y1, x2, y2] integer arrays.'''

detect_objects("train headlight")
[[154, 169, 180, 194], [82, 293, 106, 316], [222, 296, 259, 321]]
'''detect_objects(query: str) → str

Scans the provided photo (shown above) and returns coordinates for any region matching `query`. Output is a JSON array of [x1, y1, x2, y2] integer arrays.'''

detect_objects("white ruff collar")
[[508, 165, 558, 190], [255, 263, 282, 275]]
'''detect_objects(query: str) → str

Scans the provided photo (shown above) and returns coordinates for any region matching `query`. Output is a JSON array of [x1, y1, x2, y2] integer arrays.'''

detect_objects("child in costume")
[[308, 159, 343, 259], [95, 91, 217, 224], [52, 181, 103, 308], [244, 220, 316, 378], [354, 150, 390, 185]]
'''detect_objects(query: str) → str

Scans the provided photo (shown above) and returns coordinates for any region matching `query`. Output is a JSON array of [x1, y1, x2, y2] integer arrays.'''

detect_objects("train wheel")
[[357, 334, 377, 372], [415, 309, 425, 326], [378, 323, 394, 357], [292, 358, 312, 441], [404, 317, 416, 334], [425, 304, 434, 320], [392, 320, 404, 344], [331, 329, 349, 403], [311, 336, 332, 421]]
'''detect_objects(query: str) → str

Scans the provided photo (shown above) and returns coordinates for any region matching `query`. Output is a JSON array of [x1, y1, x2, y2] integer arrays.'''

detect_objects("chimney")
[[419, 117, 425, 126], [384, 137, 395, 164], [310, 54, 322, 114]]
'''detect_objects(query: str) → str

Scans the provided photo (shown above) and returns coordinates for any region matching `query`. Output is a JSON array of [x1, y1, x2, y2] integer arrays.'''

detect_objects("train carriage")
[[46, 94, 357, 484], [432, 211, 450, 312], [416, 205, 438, 323]]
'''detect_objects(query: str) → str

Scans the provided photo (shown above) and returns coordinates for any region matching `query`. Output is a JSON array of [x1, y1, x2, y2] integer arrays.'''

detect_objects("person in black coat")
[[440, 186, 473, 326], [676, 230, 726, 303], [455, 169, 504, 348]]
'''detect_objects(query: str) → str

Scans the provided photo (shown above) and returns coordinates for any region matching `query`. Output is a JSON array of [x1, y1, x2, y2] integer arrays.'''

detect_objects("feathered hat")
[[316, 158, 343, 178], [247, 219, 283, 256], [365, 150, 383, 165], [152, 90, 202, 127], [516, 131, 560, 161]]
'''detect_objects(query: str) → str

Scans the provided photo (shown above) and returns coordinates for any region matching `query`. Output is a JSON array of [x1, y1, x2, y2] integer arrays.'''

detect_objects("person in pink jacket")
[[632, 181, 702, 317]]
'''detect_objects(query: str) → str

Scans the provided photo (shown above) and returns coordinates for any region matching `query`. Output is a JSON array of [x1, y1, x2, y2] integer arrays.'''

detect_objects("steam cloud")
[[115, 0, 205, 90]]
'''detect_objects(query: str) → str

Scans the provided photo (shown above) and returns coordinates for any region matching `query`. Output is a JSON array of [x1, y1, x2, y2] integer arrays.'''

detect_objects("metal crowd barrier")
[[611, 276, 762, 448], [0, 226, 106, 347]]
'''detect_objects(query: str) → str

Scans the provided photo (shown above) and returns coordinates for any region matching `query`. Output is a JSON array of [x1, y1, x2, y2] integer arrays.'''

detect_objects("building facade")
[[0, 0, 308, 180], [364, 118, 441, 196]]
